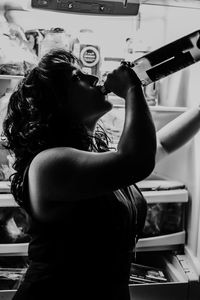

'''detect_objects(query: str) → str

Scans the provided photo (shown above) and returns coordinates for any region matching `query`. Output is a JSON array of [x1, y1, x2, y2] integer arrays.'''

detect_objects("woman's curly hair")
[[3, 48, 111, 209]]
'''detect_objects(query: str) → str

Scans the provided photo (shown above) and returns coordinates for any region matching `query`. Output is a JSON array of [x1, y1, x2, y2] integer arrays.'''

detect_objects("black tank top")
[[13, 165, 147, 300]]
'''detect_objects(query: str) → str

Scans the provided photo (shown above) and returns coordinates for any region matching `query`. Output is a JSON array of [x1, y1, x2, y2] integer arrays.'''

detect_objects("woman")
[[3, 48, 156, 300]]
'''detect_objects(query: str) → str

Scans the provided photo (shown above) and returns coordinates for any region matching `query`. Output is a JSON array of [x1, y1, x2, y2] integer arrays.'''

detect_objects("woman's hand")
[[104, 64, 141, 99]]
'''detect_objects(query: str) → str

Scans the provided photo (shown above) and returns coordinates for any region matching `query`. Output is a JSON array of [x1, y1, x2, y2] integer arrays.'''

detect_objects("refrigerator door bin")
[[0, 252, 198, 300], [136, 231, 186, 252], [142, 200, 186, 238], [0, 291, 15, 300], [129, 252, 198, 300], [0, 256, 28, 300], [135, 179, 188, 250], [0, 187, 30, 248]]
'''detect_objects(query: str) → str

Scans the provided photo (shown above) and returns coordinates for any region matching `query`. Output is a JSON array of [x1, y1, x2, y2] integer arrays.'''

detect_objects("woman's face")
[[66, 67, 113, 128]]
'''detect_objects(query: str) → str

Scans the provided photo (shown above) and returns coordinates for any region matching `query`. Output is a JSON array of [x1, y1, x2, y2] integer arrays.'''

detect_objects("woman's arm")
[[156, 106, 200, 163], [113, 66, 156, 179]]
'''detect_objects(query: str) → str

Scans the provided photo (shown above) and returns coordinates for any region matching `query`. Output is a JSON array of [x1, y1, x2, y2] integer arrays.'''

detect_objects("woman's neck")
[[85, 119, 97, 135]]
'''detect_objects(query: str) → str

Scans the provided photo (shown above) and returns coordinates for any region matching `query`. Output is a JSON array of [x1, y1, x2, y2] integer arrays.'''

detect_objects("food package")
[[0, 267, 26, 290], [142, 202, 185, 238], [129, 262, 169, 284], [0, 21, 38, 75], [40, 27, 73, 57], [0, 207, 30, 244]]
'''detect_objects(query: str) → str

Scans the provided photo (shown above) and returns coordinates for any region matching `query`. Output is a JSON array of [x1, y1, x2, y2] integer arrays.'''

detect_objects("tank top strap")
[[21, 163, 32, 215], [127, 184, 147, 238]]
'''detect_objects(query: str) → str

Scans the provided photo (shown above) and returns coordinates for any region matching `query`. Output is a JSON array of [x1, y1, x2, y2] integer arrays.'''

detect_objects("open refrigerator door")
[[127, 106, 200, 300], [101, 103, 200, 299]]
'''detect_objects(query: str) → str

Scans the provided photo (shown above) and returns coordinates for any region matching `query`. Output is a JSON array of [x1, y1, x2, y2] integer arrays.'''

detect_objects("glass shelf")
[[0, 75, 23, 80], [0, 244, 28, 256]]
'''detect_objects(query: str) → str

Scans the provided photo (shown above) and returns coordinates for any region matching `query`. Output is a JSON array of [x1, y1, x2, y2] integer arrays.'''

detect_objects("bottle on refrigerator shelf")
[[72, 28, 101, 77]]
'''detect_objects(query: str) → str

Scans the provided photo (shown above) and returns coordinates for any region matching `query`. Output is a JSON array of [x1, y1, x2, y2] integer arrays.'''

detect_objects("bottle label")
[[147, 52, 194, 82], [80, 46, 100, 67], [189, 32, 200, 61], [132, 57, 153, 85], [131, 30, 200, 85]]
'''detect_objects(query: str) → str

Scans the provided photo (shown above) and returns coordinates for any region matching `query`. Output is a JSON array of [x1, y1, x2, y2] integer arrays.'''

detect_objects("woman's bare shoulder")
[[28, 147, 78, 191], [27, 147, 78, 221], [30, 147, 77, 170]]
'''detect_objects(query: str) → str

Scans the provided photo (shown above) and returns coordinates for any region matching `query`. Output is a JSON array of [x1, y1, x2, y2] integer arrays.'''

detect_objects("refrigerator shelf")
[[0, 232, 185, 256], [0, 182, 11, 194], [0, 75, 23, 80], [141, 189, 188, 204], [0, 194, 16, 207], [0, 187, 188, 206], [137, 231, 186, 252], [0, 244, 28, 256], [0, 290, 15, 300]]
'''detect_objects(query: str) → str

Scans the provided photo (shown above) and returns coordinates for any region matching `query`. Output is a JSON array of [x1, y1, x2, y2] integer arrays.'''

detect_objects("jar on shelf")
[[72, 28, 101, 77], [40, 27, 72, 58]]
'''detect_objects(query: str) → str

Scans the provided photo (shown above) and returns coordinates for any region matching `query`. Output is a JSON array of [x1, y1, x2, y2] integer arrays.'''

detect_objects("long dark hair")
[[3, 48, 111, 208]]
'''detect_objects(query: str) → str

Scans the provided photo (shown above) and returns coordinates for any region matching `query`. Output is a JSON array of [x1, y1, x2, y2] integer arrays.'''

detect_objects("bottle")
[[124, 37, 134, 61], [101, 30, 200, 94]]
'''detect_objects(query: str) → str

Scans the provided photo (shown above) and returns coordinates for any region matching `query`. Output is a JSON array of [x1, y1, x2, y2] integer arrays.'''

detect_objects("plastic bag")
[[0, 21, 38, 75]]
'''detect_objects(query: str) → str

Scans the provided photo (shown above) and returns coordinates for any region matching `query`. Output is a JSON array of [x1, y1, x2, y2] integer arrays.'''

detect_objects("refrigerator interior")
[[1, 1, 200, 299], [0, 106, 199, 300]]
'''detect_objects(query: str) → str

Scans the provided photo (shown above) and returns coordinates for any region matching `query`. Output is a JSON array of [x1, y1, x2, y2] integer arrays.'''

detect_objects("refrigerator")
[[0, 0, 200, 299]]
